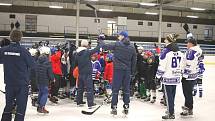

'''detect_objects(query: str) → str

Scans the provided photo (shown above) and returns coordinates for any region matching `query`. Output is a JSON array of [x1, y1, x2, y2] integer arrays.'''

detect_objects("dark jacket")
[[102, 38, 137, 75], [166, 43, 180, 52], [36, 55, 54, 86], [76, 45, 101, 75], [0, 42, 35, 86], [136, 53, 147, 78]]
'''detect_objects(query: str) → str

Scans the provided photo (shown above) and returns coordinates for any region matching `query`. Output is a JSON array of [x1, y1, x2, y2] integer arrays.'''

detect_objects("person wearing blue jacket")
[[76, 39, 103, 109], [36, 47, 54, 114], [101, 31, 137, 116], [0, 29, 35, 121]]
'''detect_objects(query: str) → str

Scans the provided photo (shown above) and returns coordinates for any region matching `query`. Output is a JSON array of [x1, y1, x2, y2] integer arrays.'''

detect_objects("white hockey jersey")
[[183, 45, 202, 80], [156, 44, 184, 85]]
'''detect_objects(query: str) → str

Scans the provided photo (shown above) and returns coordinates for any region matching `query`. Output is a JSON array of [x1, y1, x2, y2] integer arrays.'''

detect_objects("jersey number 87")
[[171, 56, 181, 68]]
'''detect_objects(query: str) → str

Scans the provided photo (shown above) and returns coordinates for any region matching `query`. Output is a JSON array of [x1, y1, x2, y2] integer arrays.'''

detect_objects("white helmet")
[[39, 46, 50, 55], [137, 46, 144, 50], [29, 48, 37, 56]]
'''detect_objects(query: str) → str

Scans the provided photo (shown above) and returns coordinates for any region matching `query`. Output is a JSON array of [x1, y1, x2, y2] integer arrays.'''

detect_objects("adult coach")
[[0, 28, 35, 121], [102, 31, 137, 116]]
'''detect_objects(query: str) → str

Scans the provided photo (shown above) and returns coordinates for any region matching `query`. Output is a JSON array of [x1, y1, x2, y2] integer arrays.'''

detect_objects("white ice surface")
[[0, 65, 215, 121]]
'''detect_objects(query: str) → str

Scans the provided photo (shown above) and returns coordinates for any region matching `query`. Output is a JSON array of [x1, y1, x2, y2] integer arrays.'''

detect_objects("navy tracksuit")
[[76, 45, 101, 107], [102, 38, 137, 108], [0, 42, 35, 121], [112, 69, 131, 106]]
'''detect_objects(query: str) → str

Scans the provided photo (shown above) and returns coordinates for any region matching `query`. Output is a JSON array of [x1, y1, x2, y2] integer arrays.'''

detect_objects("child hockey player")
[[143, 51, 156, 103], [36, 46, 55, 114], [193, 54, 205, 98], [135, 46, 147, 99], [29, 47, 40, 107], [50, 48, 63, 103], [156, 33, 183, 119], [91, 54, 102, 95], [103, 53, 114, 101]]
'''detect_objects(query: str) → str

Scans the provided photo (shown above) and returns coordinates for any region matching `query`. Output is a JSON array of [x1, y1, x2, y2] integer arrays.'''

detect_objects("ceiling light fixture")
[[187, 15, 199, 18], [139, 3, 157, 6], [190, 7, 206, 11], [145, 12, 158, 15], [88, 0, 99, 1], [0, 3, 12, 6], [99, 9, 112, 12], [49, 5, 63, 9]]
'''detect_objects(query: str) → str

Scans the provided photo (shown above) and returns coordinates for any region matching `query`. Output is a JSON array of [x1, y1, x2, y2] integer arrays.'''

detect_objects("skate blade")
[[162, 118, 174, 121], [122, 114, 128, 118], [111, 114, 117, 118], [180, 114, 194, 119]]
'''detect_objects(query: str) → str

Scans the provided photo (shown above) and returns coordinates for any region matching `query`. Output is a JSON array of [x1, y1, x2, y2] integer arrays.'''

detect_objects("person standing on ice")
[[76, 39, 103, 109], [101, 31, 137, 116], [156, 33, 184, 119], [36, 46, 55, 114], [181, 39, 202, 115], [0, 28, 35, 121], [180, 24, 202, 116]]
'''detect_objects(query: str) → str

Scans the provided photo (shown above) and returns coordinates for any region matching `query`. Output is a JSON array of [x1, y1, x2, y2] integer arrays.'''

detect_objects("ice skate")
[[49, 97, 58, 104], [122, 104, 129, 117], [180, 106, 193, 116], [162, 114, 175, 120], [193, 90, 197, 96], [110, 106, 117, 116], [150, 97, 156, 104], [199, 91, 203, 98], [88, 103, 97, 109], [77, 101, 86, 107], [144, 96, 150, 102]]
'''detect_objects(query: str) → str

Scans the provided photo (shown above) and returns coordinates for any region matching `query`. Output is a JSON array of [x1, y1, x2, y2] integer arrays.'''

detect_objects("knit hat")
[[10, 29, 23, 42], [118, 31, 128, 38], [81, 40, 89, 47], [165, 33, 179, 43]]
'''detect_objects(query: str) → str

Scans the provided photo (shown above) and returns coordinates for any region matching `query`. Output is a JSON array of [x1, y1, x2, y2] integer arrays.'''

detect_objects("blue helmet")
[[106, 53, 113, 61], [51, 47, 58, 55]]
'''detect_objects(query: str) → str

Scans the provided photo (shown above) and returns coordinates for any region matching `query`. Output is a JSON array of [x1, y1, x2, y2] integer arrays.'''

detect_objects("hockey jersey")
[[91, 60, 102, 81], [156, 43, 184, 85], [183, 45, 202, 80]]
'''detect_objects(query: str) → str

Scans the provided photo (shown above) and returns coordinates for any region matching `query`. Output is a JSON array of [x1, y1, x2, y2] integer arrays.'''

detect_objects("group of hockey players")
[[0, 22, 205, 121]]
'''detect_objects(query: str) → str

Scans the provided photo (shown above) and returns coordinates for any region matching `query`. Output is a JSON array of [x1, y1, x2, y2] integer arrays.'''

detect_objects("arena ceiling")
[[0, 0, 214, 18]]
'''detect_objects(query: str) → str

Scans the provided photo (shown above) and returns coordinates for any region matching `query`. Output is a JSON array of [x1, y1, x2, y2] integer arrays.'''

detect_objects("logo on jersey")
[[4, 52, 20, 56]]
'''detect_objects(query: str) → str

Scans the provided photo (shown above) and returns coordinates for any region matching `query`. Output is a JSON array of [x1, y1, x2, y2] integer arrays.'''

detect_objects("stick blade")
[[81, 110, 94, 115], [86, 4, 96, 10]]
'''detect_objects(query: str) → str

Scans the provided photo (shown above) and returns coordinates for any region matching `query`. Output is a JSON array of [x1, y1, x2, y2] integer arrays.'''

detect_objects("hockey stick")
[[81, 95, 112, 115], [0, 90, 5, 94], [86, 4, 100, 34]]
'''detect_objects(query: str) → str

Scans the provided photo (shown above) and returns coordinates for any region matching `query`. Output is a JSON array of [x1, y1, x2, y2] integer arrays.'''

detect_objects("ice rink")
[[0, 64, 215, 121]]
